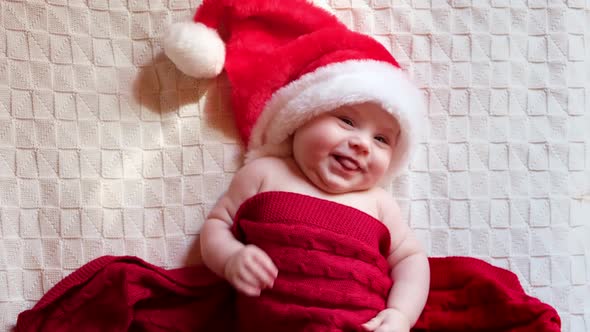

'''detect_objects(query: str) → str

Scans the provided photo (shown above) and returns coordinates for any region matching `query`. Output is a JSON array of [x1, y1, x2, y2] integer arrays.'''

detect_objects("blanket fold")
[[16, 191, 560, 332], [16, 256, 234, 332]]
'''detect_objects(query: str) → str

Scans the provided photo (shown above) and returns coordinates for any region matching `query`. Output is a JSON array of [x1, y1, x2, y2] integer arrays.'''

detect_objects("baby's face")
[[292, 103, 400, 194]]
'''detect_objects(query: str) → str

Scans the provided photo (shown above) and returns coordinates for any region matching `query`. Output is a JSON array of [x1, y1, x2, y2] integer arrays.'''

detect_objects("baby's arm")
[[363, 191, 430, 332], [200, 158, 278, 296]]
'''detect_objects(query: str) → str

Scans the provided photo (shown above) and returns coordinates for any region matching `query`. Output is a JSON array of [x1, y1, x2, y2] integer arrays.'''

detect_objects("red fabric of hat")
[[163, 0, 426, 178]]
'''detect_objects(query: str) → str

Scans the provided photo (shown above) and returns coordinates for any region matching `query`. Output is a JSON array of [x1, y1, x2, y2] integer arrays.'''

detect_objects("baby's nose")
[[348, 135, 369, 153]]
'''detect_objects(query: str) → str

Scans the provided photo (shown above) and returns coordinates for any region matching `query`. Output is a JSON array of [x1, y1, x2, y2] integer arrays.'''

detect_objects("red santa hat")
[[163, 0, 425, 178]]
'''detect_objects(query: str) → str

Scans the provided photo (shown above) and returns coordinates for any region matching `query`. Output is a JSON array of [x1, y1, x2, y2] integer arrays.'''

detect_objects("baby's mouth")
[[333, 155, 361, 171]]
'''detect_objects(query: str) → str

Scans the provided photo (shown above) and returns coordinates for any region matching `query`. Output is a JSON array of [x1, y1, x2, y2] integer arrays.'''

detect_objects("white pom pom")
[[163, 22, 226, 79]]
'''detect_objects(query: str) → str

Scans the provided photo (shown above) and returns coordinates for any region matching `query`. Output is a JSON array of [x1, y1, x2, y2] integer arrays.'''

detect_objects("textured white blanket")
[[0, 0, 588, 330]]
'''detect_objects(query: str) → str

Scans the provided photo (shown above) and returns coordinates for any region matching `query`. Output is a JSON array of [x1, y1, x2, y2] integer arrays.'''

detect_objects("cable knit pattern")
[[232, 191, 393, 332]]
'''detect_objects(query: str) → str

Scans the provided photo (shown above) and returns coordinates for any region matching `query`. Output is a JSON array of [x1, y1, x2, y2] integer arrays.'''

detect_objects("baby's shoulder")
[[219, 157, 288, 211], [255, 156, 295, 176], [237, 156, 296, 186], [238, 156, 288, 176]]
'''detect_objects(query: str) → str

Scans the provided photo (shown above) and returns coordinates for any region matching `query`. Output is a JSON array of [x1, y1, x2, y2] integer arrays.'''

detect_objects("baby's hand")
[[362, 308, 410, 332], [224, 244, 278, 296]]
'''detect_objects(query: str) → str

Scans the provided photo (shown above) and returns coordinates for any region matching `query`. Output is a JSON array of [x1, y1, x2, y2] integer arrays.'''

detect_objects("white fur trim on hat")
[[163, 22, 226, 78], [245, 60, 426, 179]]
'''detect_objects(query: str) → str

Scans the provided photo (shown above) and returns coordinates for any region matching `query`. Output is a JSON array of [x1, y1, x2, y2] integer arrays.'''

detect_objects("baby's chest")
[[259, 163, 383, 220]]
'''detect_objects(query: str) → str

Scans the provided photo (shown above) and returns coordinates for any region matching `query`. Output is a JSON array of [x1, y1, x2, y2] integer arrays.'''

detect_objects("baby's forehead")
[[334, 102, 386, 115]]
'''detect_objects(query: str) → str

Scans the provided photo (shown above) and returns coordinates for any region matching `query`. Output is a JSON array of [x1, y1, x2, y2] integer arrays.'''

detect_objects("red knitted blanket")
[[16, 192, 560, 332], [231, 191, 394, 331]]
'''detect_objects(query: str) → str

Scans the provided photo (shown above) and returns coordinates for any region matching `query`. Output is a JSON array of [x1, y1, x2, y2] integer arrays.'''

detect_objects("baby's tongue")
[[337, 156, 358, 170]]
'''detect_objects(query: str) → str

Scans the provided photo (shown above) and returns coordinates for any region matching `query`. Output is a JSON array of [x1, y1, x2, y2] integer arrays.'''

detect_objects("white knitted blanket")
[[0, 0, 588, 330]]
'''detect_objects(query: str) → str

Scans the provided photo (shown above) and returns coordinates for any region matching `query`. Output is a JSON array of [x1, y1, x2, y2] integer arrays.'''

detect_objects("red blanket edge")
[[15, 256, 561, 332]]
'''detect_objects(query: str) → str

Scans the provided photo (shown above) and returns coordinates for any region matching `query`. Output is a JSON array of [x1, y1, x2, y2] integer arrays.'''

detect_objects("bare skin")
[[200, 104, 430, 332]]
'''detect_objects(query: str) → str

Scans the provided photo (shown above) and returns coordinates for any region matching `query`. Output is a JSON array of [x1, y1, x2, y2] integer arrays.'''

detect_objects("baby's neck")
[[256, 156, 383, 220]]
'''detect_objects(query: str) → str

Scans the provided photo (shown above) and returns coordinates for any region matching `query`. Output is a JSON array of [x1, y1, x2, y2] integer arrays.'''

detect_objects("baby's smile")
[[332, 154, 363, 172]]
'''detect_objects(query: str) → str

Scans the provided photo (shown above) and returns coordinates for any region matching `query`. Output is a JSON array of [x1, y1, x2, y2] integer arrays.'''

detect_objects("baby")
[[162, 0, 429, 330], [201, 102, 429, 331]]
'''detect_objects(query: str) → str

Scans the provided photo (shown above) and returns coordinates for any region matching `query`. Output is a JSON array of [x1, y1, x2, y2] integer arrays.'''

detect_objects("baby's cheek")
[[381, 151, 394, 170]]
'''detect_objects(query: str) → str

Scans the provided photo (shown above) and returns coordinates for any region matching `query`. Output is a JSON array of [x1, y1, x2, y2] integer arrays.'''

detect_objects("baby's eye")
[[338, 117, 354, 126], [374, 135, 389, 144]]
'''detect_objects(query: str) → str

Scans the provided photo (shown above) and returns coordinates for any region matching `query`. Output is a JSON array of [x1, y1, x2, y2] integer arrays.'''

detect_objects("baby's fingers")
[[246, 263, 275, 289], [375, 324, 396, 332], [253, 251, 278, 278], [233, 277, 262, 297], [249, 247, 278, 287], [362, 314, 384, 331], [364, 309, 410, 332]]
